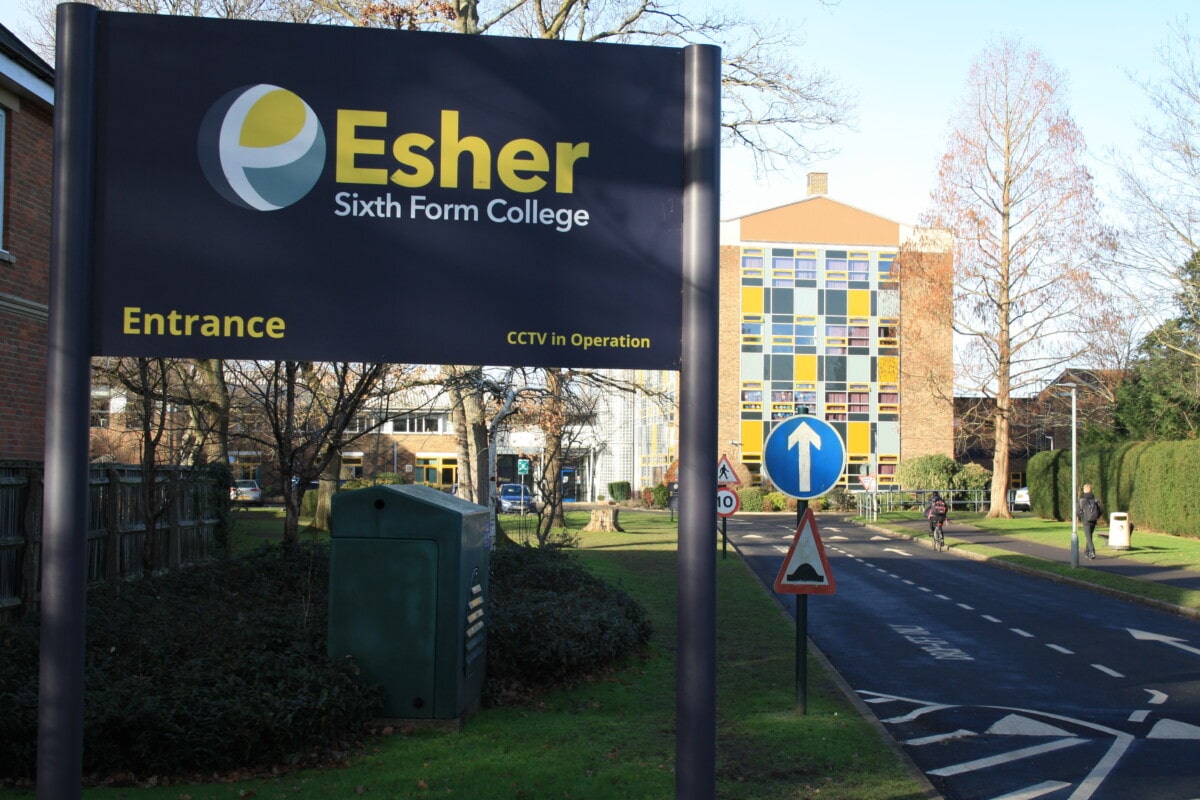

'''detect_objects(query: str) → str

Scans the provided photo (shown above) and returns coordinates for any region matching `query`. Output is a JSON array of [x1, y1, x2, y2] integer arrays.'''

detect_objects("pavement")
[[860, 514, 1200, 619]]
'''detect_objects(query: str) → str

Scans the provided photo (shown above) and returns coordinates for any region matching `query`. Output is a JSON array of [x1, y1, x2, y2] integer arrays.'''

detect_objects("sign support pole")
[[677, 42, 721, 800], [39, 5, 99, 799], [795, 499, 809, 715]]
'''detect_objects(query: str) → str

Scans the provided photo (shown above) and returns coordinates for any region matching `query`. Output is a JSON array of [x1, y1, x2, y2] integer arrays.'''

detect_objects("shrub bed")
[[0, 541, 651, 782]]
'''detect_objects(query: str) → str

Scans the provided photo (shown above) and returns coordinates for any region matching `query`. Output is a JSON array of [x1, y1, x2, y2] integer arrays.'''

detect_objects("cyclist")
[[926, 491, 949, 550]]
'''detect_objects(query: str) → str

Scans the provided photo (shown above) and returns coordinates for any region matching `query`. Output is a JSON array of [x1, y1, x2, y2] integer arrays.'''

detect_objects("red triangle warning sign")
[[773, 507, 837, 595]]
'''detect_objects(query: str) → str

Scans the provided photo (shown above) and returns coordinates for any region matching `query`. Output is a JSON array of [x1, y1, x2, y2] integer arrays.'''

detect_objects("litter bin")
[[1108, 512, 1131, 551], [327, 484, 491, 722]]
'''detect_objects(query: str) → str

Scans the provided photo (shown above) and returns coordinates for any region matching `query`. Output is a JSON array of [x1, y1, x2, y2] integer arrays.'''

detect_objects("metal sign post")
[[763, 416, 846, 716]]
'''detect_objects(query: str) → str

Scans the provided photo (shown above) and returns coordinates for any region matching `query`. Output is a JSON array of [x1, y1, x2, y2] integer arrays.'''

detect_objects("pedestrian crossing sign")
[[716, 454, 740, 485], [774, 507, 837, 595]]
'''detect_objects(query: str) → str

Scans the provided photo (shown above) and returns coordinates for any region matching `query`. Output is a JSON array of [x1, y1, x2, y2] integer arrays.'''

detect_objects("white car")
[[1012, 487, 1030, 511], [230, 479, 264, 506]]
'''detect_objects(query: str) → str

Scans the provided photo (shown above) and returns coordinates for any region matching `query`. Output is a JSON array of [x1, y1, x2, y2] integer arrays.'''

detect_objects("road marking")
[[828, 534, 849, 540], [1011, 628, 1034, 638], [957, 603, 975, 611], [883, 703, 954, 723], [741, 534, 764, 539], [1146, 689, 1168, 705], [982, 615, 1002, 623], [773, 545, 789, 554], [935, 594, 951, 600], [902, 579, 915, 585], [1129, 710, 1150, 722], [904, 729, 976, 746], [1128, 628, 1200, 657], [919, 586, 932, 593], [1147, 718, 1200, 739], [864, 562, 875, 568], [870, 535, 889, 541], [883, 547, 913, 557], [1091, 664, 1124, 678], [989, 781, 1072, 800], [1047, 644, 1073, 654], [928, 738, 1086, 777]]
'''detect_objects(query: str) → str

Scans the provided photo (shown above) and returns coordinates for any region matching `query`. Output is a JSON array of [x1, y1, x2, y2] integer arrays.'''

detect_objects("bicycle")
[[930, 517, 946, 551]]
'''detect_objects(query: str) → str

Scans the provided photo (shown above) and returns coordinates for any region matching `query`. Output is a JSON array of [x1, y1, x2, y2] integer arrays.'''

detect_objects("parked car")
[[1011, 487, 1030, 511], [230, 479, 264, 506], [497, 483, 536, 514]]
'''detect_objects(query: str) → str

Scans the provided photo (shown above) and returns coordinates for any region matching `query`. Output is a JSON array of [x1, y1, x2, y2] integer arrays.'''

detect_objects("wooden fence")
[[0, 460, 224, 623]]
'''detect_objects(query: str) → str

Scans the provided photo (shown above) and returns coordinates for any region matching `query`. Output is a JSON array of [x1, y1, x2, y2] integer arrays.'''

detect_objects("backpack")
[[930, 497, 947, 517], [1081, 496, 1101, 523]]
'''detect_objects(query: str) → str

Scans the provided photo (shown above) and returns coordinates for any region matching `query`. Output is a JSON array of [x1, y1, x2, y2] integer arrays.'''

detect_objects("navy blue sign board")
[[85, 11, 685, 369], [44, 6, 719, 799], [761, 415, 847, 500], [773, 507, 837, 595]]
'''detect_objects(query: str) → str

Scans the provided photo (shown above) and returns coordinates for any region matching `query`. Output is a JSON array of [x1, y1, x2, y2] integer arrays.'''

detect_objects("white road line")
[[1129, 709, 1150, 723], [1146, 689, 1168, 705], [982, 615, 1002, 623], [957, 603, 974, 611], [883, 703, 954, 723], [1011, 628, 1034, 638], [935, 594, 951, 600], [989, 781, 1072, 800], [773, 546, 789, 554], [1070, 732, 1135, 800], [1091, 664, 1125, 678], [919, 586, 932, 593], [902, 579, 915, 585], [928, 737, 1086, 777], [883, 548, 913, 557], [904, 729, 976, 746], [1047, 644, 1074, 654]]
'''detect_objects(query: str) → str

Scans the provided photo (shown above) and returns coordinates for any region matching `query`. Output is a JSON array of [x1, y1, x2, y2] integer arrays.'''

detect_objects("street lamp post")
[[1059, 382, 1080, 569]]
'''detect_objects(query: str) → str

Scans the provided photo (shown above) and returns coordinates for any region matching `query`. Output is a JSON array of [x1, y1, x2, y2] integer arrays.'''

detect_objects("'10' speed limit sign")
[[716, 487, 740, 518]]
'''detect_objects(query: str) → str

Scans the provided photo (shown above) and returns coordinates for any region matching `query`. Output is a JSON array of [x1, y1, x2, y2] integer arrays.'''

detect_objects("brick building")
[[0, 25, 54, 461], [718, 174, 953, 489]]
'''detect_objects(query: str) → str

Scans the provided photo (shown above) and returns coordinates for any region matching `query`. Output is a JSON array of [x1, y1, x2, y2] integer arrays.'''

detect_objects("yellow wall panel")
[[742, 286, 763, 314], [848, 422, 871, 455], [741, 421, 763, 454], [878, 356, 899, 384], [794, 354, 818, 382], [849, 289, 871, 318]]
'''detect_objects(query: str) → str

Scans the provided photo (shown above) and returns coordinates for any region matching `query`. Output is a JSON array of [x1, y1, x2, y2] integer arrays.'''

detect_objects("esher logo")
[[197, 84, 326, 211]]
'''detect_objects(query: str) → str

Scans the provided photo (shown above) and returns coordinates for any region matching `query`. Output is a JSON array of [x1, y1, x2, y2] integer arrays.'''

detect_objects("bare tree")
[[912, 38, 1112, 518], [226, 360, 404, 543], [1110, 19, 1200, 359]]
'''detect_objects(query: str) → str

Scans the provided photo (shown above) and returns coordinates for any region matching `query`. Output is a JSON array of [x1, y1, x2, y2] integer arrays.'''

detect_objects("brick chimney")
[[807, 172, 828, 197]]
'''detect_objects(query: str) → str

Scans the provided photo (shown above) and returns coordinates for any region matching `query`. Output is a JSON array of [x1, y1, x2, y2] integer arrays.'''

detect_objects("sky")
[[0, 0, 1193, 224], [720, 0, 1195, 224]]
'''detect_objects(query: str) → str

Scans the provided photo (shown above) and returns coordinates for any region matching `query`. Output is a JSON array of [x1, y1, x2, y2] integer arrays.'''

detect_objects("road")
[[725, 512, 1200, 800]]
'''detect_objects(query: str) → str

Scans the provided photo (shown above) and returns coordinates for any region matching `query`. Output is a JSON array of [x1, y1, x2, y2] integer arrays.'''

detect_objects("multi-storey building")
[[0, 24, 54, 461], [718, 174, 953, 490]]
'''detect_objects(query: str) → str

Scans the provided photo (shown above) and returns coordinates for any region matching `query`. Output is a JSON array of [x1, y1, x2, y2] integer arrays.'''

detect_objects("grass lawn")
[[8, 509, 928, 800], [869, 510, 1200, 611]]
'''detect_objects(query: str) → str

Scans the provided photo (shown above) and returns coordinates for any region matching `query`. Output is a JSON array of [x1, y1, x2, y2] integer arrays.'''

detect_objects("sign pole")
[[721, 516, 727, 560], [39, 6, 99, 799], [677, 42, 721, 800], [795, 500, 808, 715]]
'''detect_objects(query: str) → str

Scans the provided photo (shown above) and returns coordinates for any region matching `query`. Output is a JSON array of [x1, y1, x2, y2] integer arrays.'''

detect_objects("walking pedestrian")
[[1077, 483, 1104, 559]]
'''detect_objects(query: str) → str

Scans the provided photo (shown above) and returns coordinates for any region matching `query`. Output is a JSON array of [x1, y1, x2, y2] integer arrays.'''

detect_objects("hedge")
[[1026, 440, 1200, 537]]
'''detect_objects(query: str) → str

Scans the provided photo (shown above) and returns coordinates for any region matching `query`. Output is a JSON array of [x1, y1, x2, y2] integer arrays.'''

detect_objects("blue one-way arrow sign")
[[762, 415, 847, 500]]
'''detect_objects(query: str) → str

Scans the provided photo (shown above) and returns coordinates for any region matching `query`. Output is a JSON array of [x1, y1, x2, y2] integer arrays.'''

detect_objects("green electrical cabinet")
[[328, 484, 491, 722]]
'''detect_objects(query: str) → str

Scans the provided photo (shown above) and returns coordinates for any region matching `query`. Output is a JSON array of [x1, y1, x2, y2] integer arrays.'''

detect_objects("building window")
[[90, 390, 110, 429], [848, 252, 870, 282], [796, 250, 817, 280], [795, 317, 816, 346], [741, 249, 764, 278], [847, 322, 870, 348], [392, 413, 447, 433], [879, 253, 897, 285], [341, 454, 364, 479], [848, 390, 870, 414]]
